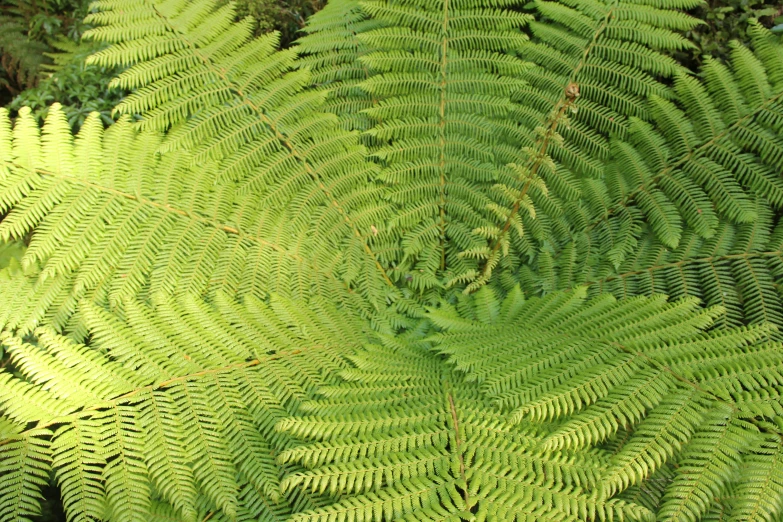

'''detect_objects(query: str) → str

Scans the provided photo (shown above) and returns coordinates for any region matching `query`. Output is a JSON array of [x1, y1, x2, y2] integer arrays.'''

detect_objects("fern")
[[84, 0, 398, 305], [275, 287, 783, 521], [0, 104, 381, 332], [298, 0, 704, 291], [0, 260, 366, 521], [515, 19, 783, 332], [2, 0, 783, 521]]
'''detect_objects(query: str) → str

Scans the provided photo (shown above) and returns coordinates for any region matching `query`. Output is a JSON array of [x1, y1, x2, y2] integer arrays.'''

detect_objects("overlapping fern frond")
[[297, 0, 704, 292], [83, 0, 397, 305], [459, 0, 705, 290], [277, 287, 783, 521], [0, 104, 384, 333], [2, 0, 783, 520], [434, 287, 783, 520], [583, 205, 783, 331], [521, 22, 783, 330], [294, 0, 537, 292], [0, 263, 369, 521]]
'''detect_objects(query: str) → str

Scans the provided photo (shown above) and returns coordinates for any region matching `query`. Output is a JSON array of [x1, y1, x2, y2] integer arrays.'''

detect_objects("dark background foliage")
[[676, 0, 783, 68], [229, 0, 324, 45], [0, 0, 122, 129], [0, 0, 84, 98]]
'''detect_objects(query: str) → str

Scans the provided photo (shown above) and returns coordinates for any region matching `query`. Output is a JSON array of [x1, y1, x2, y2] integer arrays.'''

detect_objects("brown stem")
[[447, 391, 469, 507], [475, 7, 616, 287]]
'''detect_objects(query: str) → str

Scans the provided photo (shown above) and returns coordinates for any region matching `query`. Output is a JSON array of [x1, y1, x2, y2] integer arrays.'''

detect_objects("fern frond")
[[275, 288, 783, 520], [657, 407, 754, 522], [277, 338, 649, 521], [727, 433, 783, 521], [430, 288, 783, 516], [552, 203, 783, 333], [519, 27, 783, 330], [450, 0, 700, 289], [0, 105, 390, 331], [83, 0, 397, 304], [0, 271, 370, 520], [300, 0, 536, 287], [295, 0, 383, 131], [0, 428, 52, 522]]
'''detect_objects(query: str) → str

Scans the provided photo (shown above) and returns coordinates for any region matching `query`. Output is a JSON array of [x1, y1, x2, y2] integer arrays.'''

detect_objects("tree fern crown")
[[2, 0, 783, 521]]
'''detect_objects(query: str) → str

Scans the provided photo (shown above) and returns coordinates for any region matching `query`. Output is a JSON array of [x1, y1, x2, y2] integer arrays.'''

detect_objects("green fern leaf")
[[3, 1, 783, 520]]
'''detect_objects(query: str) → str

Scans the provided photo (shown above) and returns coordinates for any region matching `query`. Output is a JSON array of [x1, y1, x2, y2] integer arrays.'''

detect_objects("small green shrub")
[[230, 0, 324, 46], [6, 38, 124, 131]]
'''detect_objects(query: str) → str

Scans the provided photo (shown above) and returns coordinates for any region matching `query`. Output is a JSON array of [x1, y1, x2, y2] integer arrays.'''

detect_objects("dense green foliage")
[[0, 0, 126, 132], [1, 0, 783, 521], [1, 0, 317, 129], [6, 38, 125, 130], [676, 0, 783, 68], [0, 0, 90, 98], [229, 0, 324, 46]]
